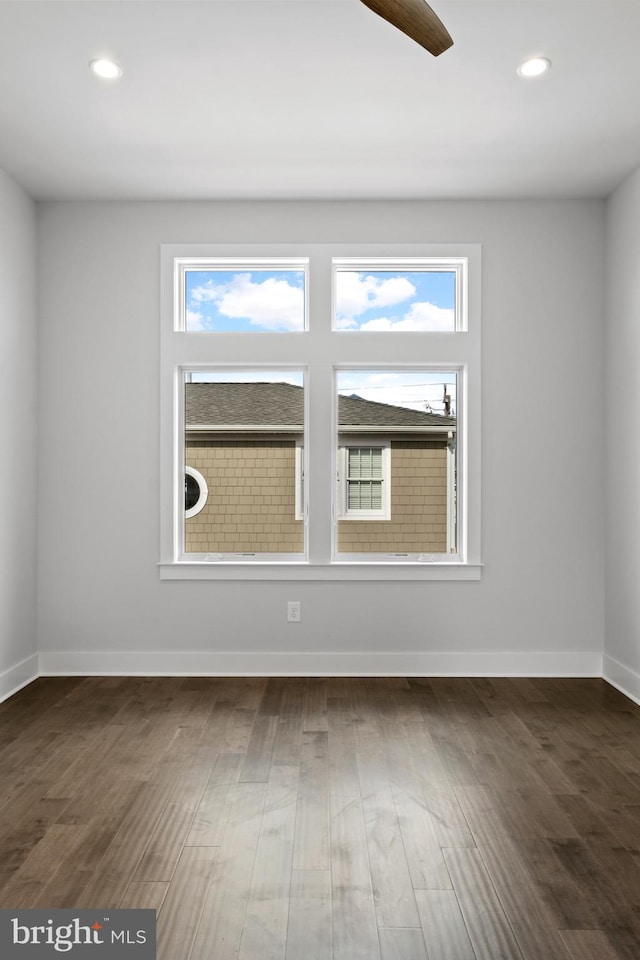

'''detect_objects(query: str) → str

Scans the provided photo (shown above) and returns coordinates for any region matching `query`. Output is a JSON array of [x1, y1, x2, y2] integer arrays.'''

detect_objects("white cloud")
[[186, 309, 205, 331], [359, 301, 454, 332], [335, 273, 415, 324], [189, 273, 304, 331], [335, 315, 358, 330]]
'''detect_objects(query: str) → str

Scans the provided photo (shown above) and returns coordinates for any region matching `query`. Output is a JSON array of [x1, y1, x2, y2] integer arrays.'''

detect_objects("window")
[[177, 259, 307, 332], [334, 262, 464, 332], [338, 443, 391, 519], [335, 369, 458, 557], [182, 370, 305, 560], [160, 244, 481, 580], [185, 466, 208, 519]]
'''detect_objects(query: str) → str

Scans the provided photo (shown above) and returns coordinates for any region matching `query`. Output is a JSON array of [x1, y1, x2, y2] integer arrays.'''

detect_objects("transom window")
[[176, 259, 308, 332], [334, 260, 465, 332], [160, 244, 481, 580]]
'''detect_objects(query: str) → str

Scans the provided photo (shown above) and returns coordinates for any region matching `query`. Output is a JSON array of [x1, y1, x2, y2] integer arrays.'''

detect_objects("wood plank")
[[285, 870, 332, 960], [415, 889, 476, 960], [559, 929, 622, 960], [597, 924, 640, 960], [271, 679, 305, 767], [421, 782, 476, 849], [119, 881, 169, 912], [443, 848, 525, 960], [43, 722, 131, 800], [393, 784, 451, 889], [237, 765, 298, 960], [75, 771, 182, 908], [185, 752, 244, 847], [454, 786, 576, 959], [331, 795, 381, 960], [199, 677, 265, 712], [0, 796, 70, 892], [378, 927, 429, 960], [188, 781, 267, 960], [156, 846, 218, 960], [356, 735, 420, 928], [301, 679, 328, 732], [513, 838, 600, 930], [0, 823, 90, 907], [239, 714, 279, 783], [384, 727, 450, 882], [36, 816, 132, 908], [195, 698, 236, 747], [133, 763, 211, 880], [397, 721, 450, 785], [549, 835, 640, 932], [292, 731, 330, 871], [221, 707, 258, 754], [328, 699, 360, 797]]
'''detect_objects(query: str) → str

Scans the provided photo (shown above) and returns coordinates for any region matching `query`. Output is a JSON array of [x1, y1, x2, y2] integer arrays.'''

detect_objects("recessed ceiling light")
[[517, 57, 551, 79], [89, 58, 123, 80]]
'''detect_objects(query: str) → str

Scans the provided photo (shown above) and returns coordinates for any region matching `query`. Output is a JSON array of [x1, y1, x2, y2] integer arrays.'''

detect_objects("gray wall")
[[605, 169, 640, 700], [36, 200, 605, 675], [0, 168, 38, 697]]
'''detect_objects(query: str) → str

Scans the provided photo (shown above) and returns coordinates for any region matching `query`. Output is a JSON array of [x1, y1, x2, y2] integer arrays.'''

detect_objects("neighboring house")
[[185, 381, 456, 555]]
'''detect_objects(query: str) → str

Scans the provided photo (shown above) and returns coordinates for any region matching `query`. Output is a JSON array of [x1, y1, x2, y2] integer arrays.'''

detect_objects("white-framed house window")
[[185, 466, 208, 519], [160, 244, 481, 581], [333, 259, 465, 333], [176, 258, 308, 333], [338, 442, 391, 520], [334, 366, 459, 560], [181, 368, 306, 561]]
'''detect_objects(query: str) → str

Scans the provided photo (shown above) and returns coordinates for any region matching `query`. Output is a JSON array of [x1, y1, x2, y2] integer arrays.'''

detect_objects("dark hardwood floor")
[[0, 676, 639, 959]]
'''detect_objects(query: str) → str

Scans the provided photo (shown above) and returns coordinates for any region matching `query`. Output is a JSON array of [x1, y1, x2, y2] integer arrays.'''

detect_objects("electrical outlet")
[[287, 601, 301, 623]]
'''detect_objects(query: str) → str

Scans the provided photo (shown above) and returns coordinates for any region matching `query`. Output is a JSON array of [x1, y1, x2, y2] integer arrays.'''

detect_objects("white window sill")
[[159, 561, 483, 581]]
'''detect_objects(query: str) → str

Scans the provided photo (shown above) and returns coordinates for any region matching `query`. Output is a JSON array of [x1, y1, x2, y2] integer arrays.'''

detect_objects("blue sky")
[[334, 270, 456, 331], [186, 269, 305, 332], [185, 268, 456, 332]]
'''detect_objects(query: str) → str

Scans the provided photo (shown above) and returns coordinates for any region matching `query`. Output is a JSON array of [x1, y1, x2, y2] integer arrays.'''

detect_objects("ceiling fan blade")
[[359, 0, 453, 56]]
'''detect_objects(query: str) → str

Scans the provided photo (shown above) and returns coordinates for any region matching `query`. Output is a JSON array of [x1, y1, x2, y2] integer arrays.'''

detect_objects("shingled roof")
[[185, 381, 455, 429]]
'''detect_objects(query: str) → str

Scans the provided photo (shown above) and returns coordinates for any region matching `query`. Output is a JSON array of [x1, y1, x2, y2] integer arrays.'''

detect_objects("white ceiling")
[[0, 0, 639, 201]]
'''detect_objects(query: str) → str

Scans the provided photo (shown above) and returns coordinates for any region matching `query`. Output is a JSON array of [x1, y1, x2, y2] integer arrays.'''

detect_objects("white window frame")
[[295, 440, 305, 522], [179, 365, 308, 563], [332, 258, 467, 333], [338, 440, 391, 520], [175, 257, 309, 333], [159, 243, 482, 581]]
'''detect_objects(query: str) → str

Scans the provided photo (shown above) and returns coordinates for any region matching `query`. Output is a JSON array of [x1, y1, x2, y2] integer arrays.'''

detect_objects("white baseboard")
[[0, 654, 39, 703], [38, 649, 603, 678], [603, 654, 640, 706]]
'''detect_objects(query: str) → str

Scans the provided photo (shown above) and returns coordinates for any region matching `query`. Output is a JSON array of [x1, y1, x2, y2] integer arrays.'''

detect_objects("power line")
[[338, 381, 456, 392]]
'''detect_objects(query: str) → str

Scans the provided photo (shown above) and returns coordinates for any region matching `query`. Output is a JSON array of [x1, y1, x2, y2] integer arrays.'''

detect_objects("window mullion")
[[306, 363, 334, 565], [306, 253, 334, 564]]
